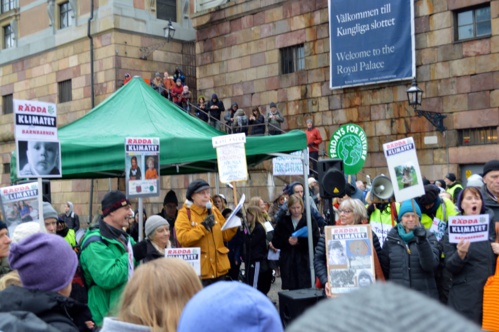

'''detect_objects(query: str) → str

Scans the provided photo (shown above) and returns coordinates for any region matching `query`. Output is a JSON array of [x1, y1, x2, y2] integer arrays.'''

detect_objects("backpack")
[[71, 229, 104, 304]]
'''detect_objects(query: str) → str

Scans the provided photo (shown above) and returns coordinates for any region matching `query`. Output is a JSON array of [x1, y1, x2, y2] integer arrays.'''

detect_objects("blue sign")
[[329, 0, 415, 89]]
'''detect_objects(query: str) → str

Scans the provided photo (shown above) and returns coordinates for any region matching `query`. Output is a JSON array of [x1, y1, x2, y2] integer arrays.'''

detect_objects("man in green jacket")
[[80, 190, 136, 327]]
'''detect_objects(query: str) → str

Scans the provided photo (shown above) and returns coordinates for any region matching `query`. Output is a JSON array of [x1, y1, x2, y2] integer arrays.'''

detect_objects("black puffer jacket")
[[0, 286, 89, 331], [443, 209, 496, 325], [380, 227, 440, 299], [314, 230, 383, 286]]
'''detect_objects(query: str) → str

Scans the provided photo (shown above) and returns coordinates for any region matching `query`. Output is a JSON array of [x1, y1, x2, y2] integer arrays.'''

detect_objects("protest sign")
[[448, 214, 489, 244], [165, 247, 201, 275], [329, 0, 415, 89], [272, 151, 303, 175], [328, 124, 367, 174], [0, 182, 40, 236], [125, 137, 160, 198], [383, 137, 424, 202], [325, 225, 375, 294], [14, 99, 62, 179], [212, 133, 248, 183], [14, 99, 58, 140], [221, 194, 245, 231]]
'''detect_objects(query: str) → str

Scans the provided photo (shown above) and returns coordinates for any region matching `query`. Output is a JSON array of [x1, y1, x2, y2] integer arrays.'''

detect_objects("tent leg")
[[89, 179, 94, 227], [302, 148, 315, 288]]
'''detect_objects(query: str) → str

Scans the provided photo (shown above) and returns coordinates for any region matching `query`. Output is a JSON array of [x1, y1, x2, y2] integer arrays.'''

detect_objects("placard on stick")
[[125, 137, 160, 198], [212, 133, 248, 183], [383, 137, 424, 202]]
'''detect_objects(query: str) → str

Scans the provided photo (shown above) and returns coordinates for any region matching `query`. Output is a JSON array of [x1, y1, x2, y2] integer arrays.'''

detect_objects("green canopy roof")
[[12, 77, 306, 181]]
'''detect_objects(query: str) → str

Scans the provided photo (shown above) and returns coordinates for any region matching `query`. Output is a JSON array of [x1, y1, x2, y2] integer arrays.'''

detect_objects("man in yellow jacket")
[[176, 179, 237, 286]]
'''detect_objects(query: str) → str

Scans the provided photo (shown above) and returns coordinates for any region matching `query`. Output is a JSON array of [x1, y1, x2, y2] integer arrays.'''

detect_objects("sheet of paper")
[[267, 249, 280, 261], [221, 194, 245, 231]]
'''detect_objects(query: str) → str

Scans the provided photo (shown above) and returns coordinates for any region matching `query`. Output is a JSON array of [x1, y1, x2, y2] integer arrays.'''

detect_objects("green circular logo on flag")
[[328, 124, 368, 175]]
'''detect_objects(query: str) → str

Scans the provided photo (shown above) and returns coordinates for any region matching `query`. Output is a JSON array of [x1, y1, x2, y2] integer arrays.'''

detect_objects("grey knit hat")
[[145, 215, 169, 239], [42, 202, 58, 220], [286, 282, 481, 332]]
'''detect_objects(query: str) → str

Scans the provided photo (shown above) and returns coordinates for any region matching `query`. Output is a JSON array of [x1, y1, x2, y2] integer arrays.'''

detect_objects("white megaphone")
[[370, 175, 394, 201]]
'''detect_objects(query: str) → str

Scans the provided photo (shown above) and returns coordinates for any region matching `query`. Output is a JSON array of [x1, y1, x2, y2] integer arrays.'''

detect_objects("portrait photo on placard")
[[17, 140, 61, 178]]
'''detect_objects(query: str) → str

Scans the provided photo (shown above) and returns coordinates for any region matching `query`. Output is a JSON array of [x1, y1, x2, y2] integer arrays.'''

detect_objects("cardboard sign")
[[0, 182, 40, 237], [125, 137, 160, 198], [272, 151, 303, 175], [448, 214, 489, 243], [14, 99, 57, 140], [325, 225, 375, 294], [165, 247, 201, 276], [383, 137, 424, 202], [212, 133, 248, 183]]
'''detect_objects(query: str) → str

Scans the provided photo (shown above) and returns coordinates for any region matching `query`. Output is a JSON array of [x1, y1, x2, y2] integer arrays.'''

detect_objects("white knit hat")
[[12, 222, 41, 244]]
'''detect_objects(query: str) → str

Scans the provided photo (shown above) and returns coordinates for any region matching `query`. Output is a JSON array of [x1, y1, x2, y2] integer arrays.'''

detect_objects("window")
[[58, 80, 72, 103], [157, 0, 177, 22], [59, 2, 73, 29], [458, 127, 497, 146], [456, 5, 491, 41], [3, 24, 14, 49], [2, 94, 13, 114], [1, 0, 14, 13], [280, 44, 305, 74]]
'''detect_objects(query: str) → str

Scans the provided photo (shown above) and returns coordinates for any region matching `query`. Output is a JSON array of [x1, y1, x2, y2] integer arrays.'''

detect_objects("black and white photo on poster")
[[16, 140, 61, 178]]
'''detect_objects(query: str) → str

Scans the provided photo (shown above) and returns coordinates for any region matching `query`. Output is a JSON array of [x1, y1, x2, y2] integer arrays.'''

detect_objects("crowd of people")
[[0, 159, 497, 331]]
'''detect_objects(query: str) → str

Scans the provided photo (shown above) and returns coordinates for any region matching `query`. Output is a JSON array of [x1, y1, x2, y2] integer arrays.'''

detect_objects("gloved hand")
[[413, 226, 426, 242], [308, 143, 314, 147], [201, 214, 215, 232]]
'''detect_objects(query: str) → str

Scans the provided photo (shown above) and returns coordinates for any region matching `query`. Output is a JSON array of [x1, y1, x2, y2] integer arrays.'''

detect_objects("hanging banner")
[[125, 137, 160, 198], [325, 225, 376, 294], [329, 0, 415, 89], [212, 133, 248, 183], [328, 124, 367, 175], [272, 151, 303, 176], [0, 182, 40, 236], [383, 137, 424, 202]]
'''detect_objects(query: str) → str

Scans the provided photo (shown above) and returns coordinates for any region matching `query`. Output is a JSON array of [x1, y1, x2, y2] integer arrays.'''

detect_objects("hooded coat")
[[0, 286, 90, 331], [61, 202, 80, 233]]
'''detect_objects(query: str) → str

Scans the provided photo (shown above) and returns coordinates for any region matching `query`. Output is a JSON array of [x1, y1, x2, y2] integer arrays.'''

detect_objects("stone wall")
[[192, 0, 499, 183]]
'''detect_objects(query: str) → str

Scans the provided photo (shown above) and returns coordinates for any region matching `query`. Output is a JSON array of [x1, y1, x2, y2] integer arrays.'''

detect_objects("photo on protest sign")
[[325, 225, 375, 294], [165, 248, 201, 276], [0, 182, 40, 237], [383, 137, 424, 202], [125, 137, 160, 199], [16, 140, 61, 178], [448, 214, 489, 244]]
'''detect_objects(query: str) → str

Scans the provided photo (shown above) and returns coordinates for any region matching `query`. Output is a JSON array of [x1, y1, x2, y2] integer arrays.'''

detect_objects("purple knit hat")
[[9, 233, 78, 292]]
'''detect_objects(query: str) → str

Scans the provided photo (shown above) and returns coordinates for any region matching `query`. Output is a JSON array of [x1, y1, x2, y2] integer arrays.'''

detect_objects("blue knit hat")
[[398, 200, 422, 220], [178, 281, 283, 332]]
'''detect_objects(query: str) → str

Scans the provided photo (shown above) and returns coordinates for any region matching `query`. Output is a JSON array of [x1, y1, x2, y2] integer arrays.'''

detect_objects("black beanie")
[[102, 190, 130, 217], [482, 160, 499, 177], [0, 221, 6, 231], [186, 179, 210, 201], [164, 190, 178, 206], [416, 185, 440, 207]]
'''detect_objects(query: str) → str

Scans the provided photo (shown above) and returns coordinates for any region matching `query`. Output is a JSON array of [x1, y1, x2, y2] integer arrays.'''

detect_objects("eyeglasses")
[[339, 209, 353, 214]]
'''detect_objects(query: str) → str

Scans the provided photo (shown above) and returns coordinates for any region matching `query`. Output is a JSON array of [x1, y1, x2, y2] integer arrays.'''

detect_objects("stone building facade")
[[0, 0, 198, 221], [192, 0, 499, 183]]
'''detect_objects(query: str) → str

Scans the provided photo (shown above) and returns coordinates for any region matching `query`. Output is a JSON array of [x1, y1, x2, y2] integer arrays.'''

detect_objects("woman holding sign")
[[380, 200, 440, 299], [443, 186, 497, 325], [272, 194, 320, 290]]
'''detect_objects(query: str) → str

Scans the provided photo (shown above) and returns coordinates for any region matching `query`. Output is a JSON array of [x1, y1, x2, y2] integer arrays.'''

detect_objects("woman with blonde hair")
[[101, 258, 202, 332], [244, 206, 272, 295]]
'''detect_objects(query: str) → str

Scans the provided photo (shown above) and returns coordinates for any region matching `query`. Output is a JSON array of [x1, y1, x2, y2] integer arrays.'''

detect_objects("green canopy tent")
[[11, 77, 307, 181]]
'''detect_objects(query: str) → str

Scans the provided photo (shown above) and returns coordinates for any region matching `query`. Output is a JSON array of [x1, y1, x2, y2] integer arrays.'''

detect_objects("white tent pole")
[[38, 177, 46, 232], [138, 198, 143, 241], [302, 148, 315, 288]]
